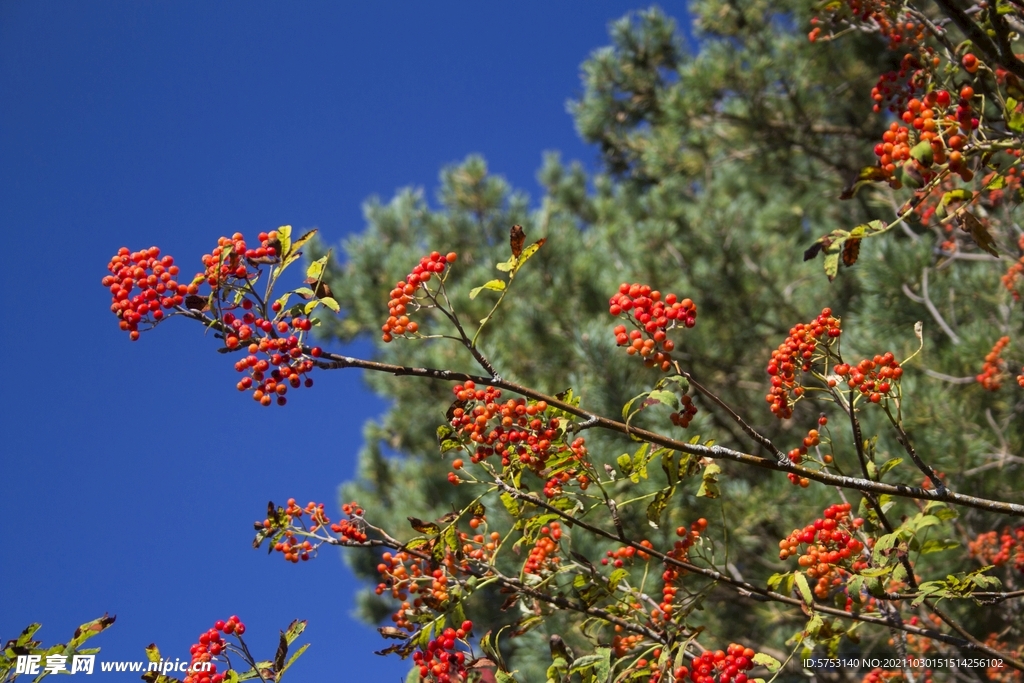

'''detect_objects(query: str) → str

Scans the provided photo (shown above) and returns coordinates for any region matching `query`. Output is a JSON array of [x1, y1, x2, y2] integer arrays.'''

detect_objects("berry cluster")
[[834, 352, 903, 403], [982, 633, 1024, 683], [199, 234, 252, 289], [460, 530, 501, 563], [1001, 235, 1024, 301], [108, 232, 329, 406], [602, 539, 655, 568], [412, 622, 473, 683], [447, 382, 591, 494], [183, 617, 246, 683], [103, 247, 185, 340], [656, 519, 707, 621], [765, 308, 841, 419], [968, 526, 1024, 574], [977, 336, 1011, 391], [669, 394, 698, 428], [376, 551, 464, 632], [611, 631, 644, 658], [524, 522, 562, 575], [779, 503, 866, 600], [871, 87, 978, 186], [868, 50, 937, 114], [610, 283, 696, 372], [675, 644, 756, 683], [382, 251, 457, 342], [232, 337, 319, 407], [785, 418, 832, 470], [194, 233, 325, 407]]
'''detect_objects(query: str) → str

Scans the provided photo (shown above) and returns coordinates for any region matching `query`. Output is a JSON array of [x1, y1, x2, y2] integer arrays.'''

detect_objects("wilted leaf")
[[841, 238, 861, 267], [510, 224, 525, 257], [958, 212, 999, 256], [408, 517, 440, 535]]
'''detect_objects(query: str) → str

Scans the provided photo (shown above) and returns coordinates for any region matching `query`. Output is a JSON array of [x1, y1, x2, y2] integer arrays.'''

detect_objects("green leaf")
[[659, 449, 678, 486], [696, 461, 721, 498], [643, 389, 680, 412], [646, 487, 673, 528], [318, 296, 340, 313], [303, 300, 320, 315], [823, 252, 840, 282], [919, 539, 960, 554], [616, 453, 634, 476], [1008, 101, 1024, 132], [306, 255, 328, 282], [877, 457, 903, 478], [570, 649, 611, 678], [496, 671, 520, 683], [909, 140, 933, 165], [436, 425, 462, 454], [986, 174, 1007, 190], [145, 644, 163, 663], [469, 279, 507, 299], [840, 166, 889, 199], [629, 443, 651, 483], [752, 653, 781, 673], [277, 225, 293, 259], [794, 572, 813, 606], [500, 492, 521, 516], [767, 572, 789, 591]]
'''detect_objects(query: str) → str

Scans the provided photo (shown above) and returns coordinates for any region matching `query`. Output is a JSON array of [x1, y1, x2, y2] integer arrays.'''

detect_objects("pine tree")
[[299, 1, 1024, 679]]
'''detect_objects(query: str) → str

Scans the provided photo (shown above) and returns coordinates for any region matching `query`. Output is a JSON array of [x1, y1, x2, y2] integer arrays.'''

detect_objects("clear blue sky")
[[0, 2, 687, 680]]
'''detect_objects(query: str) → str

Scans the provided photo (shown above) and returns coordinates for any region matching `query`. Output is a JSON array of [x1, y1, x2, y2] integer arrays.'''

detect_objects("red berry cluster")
[[382, 251, 457, 342], [765, 308, 841, 419], [786, 419, 831, 469], [199, 234, 253, 289], [674, 644, 756, 683], [861, 669, 905, 683], [871, 87, 978, 186], [329, 502, 368, 543], [184, 617, 246, 683], [779, 503, 866, 600], [1002, 235, 1024, 301], [656, 519, 707, 621], [232, 337, 319, 407], [982, 634, 1024, 683], [977, 336, 1011, 391], [376, 550, 468, 632], [669, 394, 698, 428], [610, 283, 696, 372], [525, 522, 562, 575], [834, 352, 903, 403], [447, 382, 591, 494], [968, 526, 1024, 574], [103, 247, 185, 340], [412, 621, 473, 683], [868, 50, 938, 114], [602, 539, 653, 568]]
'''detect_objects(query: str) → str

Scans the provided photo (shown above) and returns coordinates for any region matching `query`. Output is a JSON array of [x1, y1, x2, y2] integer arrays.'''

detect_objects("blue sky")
[[0, 3, 687, 680]]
